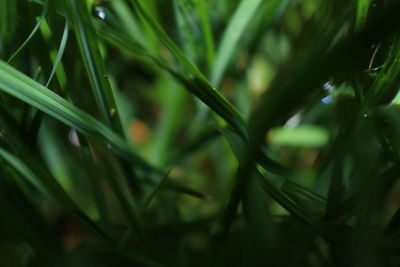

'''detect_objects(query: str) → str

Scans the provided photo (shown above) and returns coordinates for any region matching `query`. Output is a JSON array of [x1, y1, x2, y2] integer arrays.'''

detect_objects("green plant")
[[1, 0, 400, 266]]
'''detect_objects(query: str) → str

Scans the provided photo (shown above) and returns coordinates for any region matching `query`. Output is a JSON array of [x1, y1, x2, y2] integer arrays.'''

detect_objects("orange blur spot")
[[129, 119, 149, 143]]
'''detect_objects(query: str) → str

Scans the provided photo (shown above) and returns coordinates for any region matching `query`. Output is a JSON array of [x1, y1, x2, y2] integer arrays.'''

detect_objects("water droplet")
[[323, 82, 334, 91], [110, 108, 116, 117], [285, 113, 301, 127], [321, 95, 332, 104], [68, 129, 81, 147], [363, 114, 368, 118], [95, 6, 106, 20], [107, 143, 112, 149]]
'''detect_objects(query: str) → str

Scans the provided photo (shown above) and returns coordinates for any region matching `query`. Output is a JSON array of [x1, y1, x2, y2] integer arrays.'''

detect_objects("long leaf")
[[64, 0, 120, 130], [7, 0, 48, 64], [210, 0, 263, 85], [0, 60, 156, 172]]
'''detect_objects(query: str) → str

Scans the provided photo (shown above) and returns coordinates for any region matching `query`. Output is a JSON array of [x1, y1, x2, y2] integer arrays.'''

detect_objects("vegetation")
[[1, 0, 400, 266]]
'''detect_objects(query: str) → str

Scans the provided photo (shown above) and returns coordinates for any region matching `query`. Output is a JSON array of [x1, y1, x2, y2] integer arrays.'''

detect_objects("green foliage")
[[1, 0, 400, 266]]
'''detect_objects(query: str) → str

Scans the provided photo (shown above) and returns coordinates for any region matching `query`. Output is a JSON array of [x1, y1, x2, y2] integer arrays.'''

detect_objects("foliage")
[[1, 0, 400, 266]]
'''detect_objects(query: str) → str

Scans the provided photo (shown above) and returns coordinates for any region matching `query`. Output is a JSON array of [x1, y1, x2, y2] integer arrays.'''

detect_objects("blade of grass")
[[173, 0, 198, 62], [282, 179, 327, 207], [356, 0, 371, 29], [7, 0, 48, 64], [130, 0, 208, 84], [0, 0, 17, 57], [64, 0, 120, 131], [111, 0, 148, 47], [210, 0, 263, 85], [140, 169, 171, 215], [0, 59, 156, 173], [95, 16, 248, 140], [257, 168, 315, 225], [194, 0, 215, 73], [45, 19, 69, 88], [0, 146, 115, 244], [28, 20, 70, 141], [129, 0, 248, 138]]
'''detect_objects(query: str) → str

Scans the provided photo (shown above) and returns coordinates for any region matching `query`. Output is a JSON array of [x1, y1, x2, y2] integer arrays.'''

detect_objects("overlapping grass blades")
[[0, 60, 153, 171]]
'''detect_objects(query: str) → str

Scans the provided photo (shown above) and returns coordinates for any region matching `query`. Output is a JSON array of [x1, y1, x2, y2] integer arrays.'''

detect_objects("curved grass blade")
[[210, 0, 263, 85], [96, 19, 247, 140], [7, 0, 48, 64], [28, 20, 70, 140], [0, 60, 155, 172], [45, 19, 69, 87], [140, 169, 171, 215]]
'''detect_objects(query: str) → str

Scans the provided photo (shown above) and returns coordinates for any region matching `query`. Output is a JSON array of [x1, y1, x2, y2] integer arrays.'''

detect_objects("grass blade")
[[130, 0, 208, 84], [140, 170, 171, 215], [64, 0, 120, 130], [0, 60, 156, 172], [45, 19, 69, 87], [210, 0, 263, 85], [7, 0, 48, 64], [194, 0, 215, 72]]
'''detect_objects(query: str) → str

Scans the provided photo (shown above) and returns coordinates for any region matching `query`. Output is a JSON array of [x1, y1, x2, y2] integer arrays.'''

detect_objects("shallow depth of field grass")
[[2, 0, 400, 266]]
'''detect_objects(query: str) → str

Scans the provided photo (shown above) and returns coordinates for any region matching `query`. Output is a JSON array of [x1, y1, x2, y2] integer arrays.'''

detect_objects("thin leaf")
[[130, 0, 209, 84], [257, 168, 315, 225], [0, 60, 157, 173], [64, 0, 120, 130], [210, 0, 263, 85], [45, 19, 69, 87], [140, 169, 171, 215], [7, 0, 48, 64], [194, 0, 215, 72]]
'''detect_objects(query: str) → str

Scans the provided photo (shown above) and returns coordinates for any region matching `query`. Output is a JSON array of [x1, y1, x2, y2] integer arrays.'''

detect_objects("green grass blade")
[[0, 148, 50, 198], [356, 0, 371, 29], [210, 0, 263, 85], [130, 0, 209, 84], [257, 169, 315, 225], [0, 60, 156, 172], [140, 169, 171, 215], [45, 20, 69, 87], [0, 0, 18, 58], [64, 0, 119, 130], [0, 146, 115, 244], [96, 18, 247, 139], [282, 179, 326, 207], [7, 0, 48, 64], [194, 0, 215, 72], [129, 0, 249, 138]]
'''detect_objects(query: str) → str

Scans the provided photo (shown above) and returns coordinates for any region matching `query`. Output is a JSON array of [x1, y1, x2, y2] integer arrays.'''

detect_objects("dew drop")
[[321, 95, 332, 104], [323, 82, 334, 91], [285, 113, 301, 127], [68, 129, 81, 147], [95, 6, 106, 20]]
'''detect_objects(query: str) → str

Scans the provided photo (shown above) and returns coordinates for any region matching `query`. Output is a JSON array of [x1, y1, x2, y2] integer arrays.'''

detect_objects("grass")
[[1, 0, 400, 266]]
